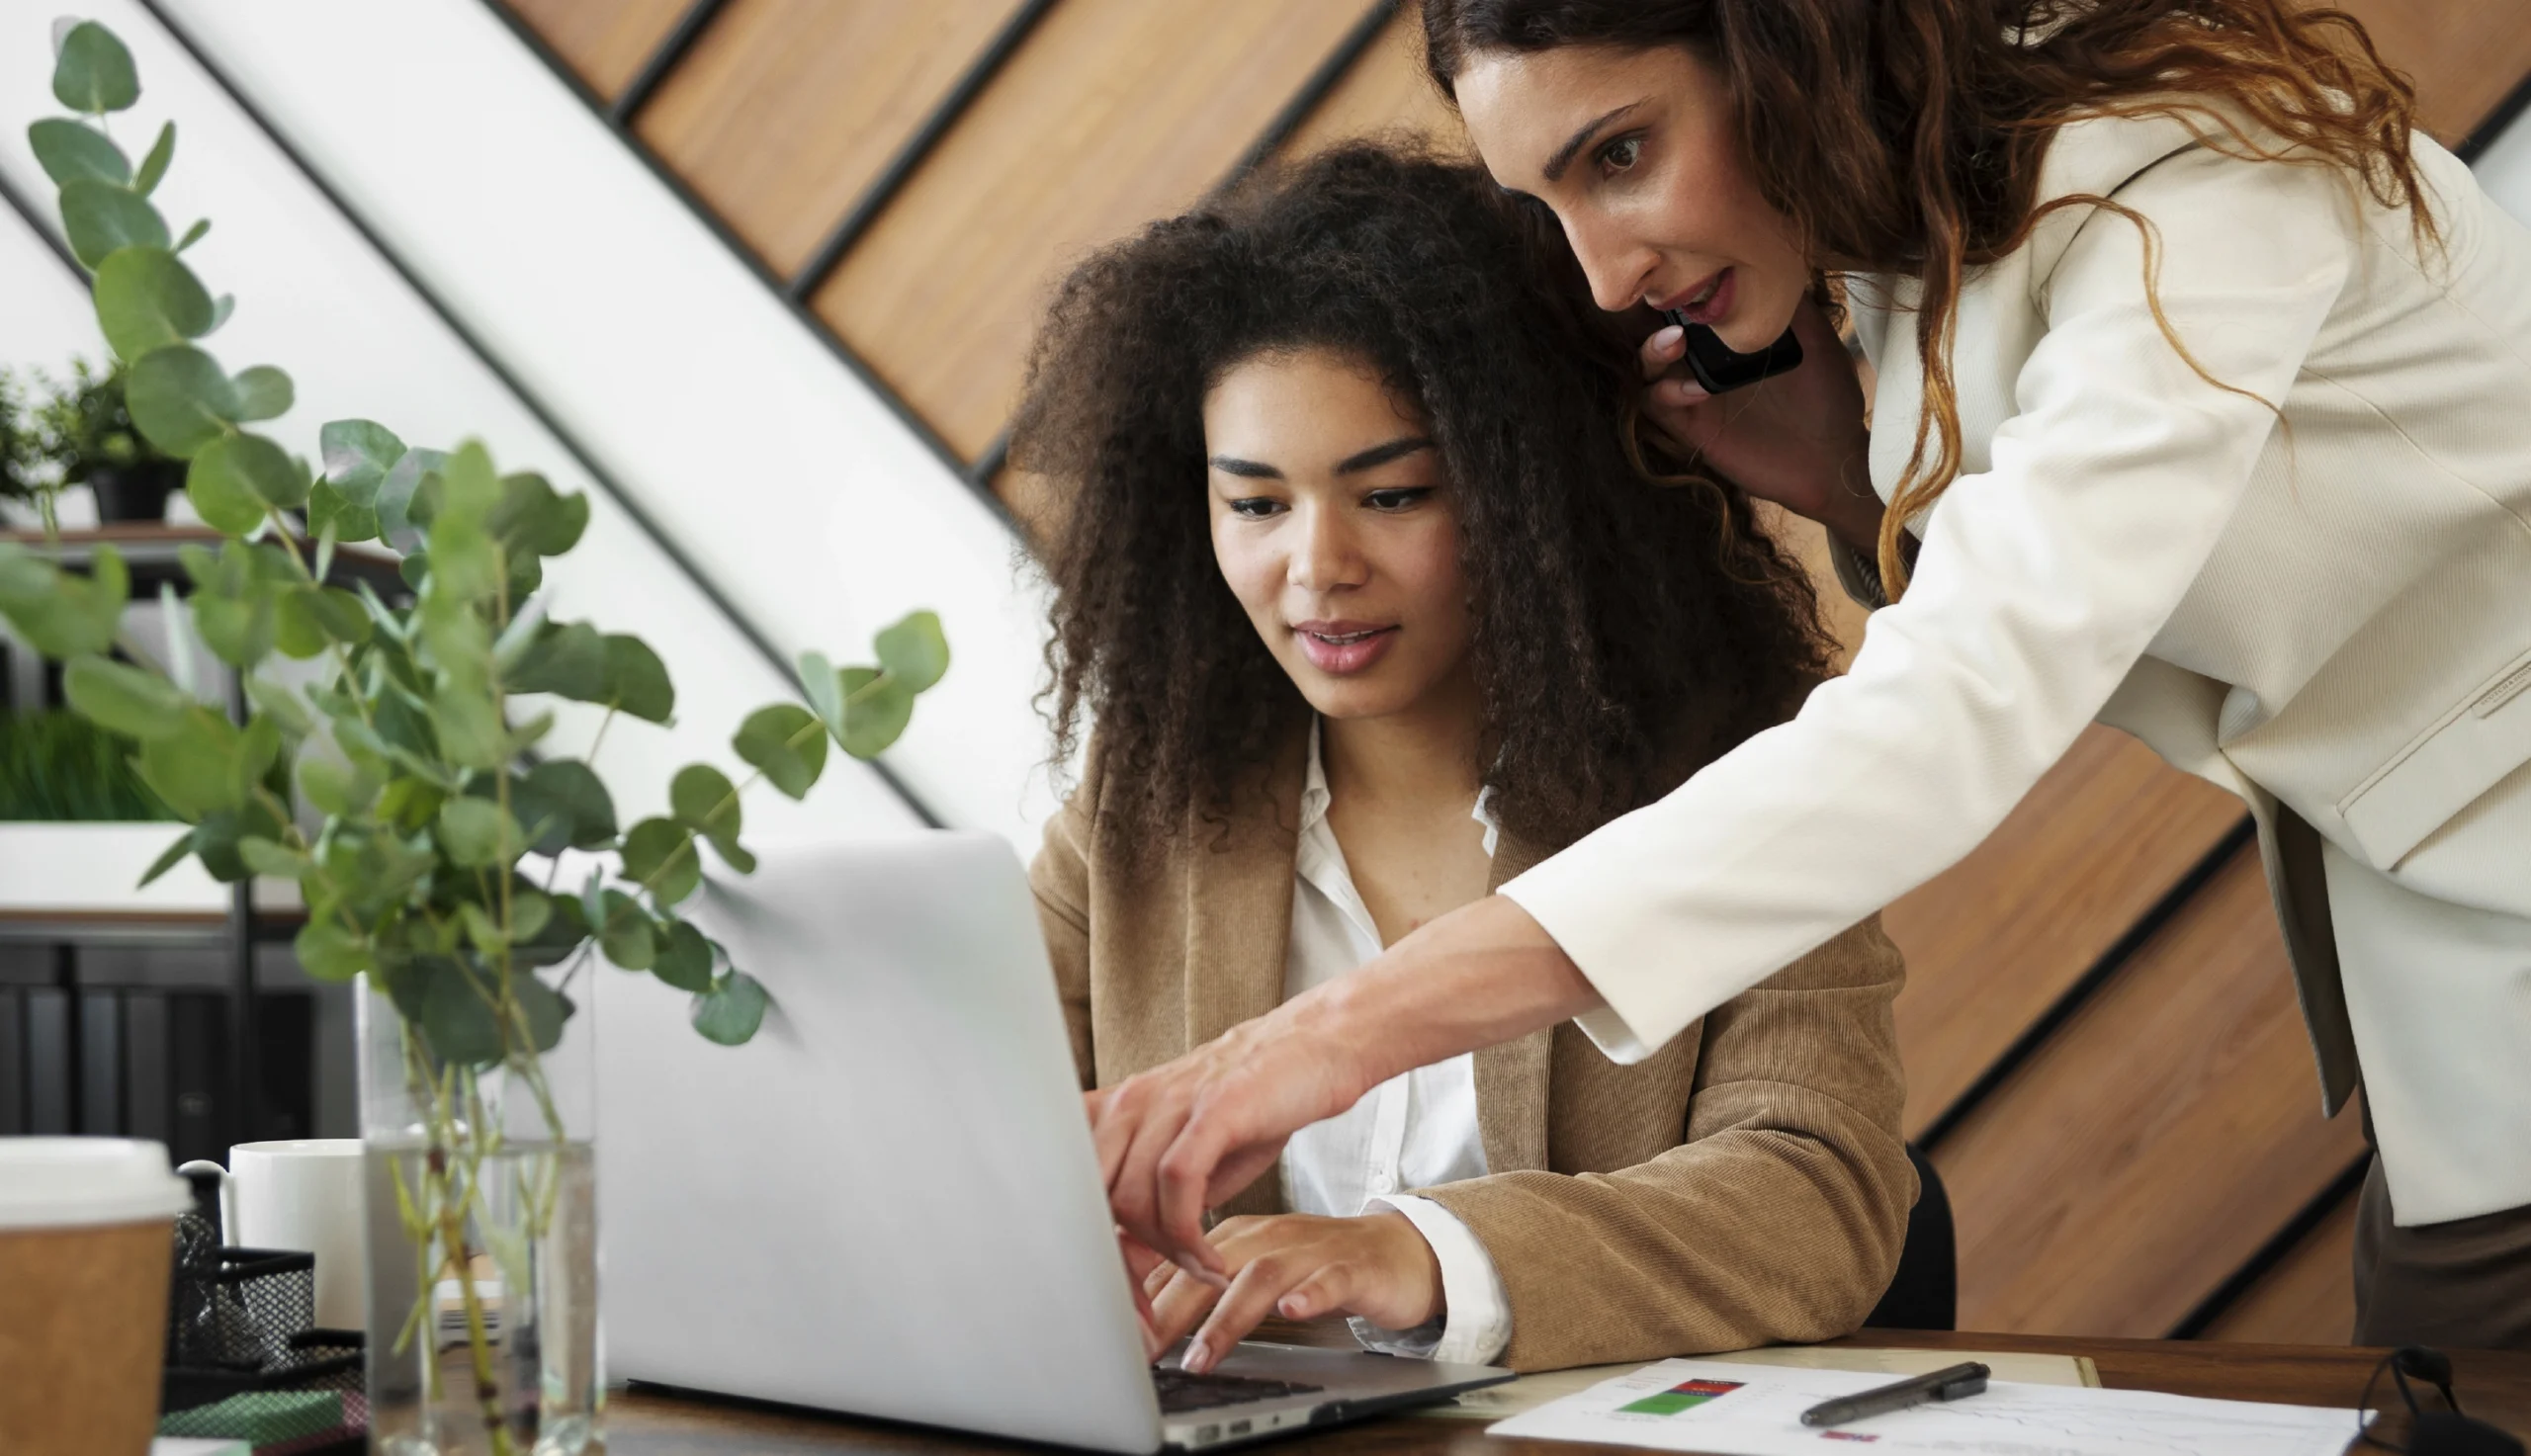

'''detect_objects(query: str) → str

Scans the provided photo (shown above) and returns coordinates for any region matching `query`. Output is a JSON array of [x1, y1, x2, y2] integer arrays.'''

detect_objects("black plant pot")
[[86, 460, 187, 524]]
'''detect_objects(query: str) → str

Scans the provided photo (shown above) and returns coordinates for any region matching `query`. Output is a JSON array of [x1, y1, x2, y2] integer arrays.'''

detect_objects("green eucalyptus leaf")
[[505, 621, 607, 701], [512, 759, 615, 854], [796, 650, 844, 734], [93, 245, 214, 360], [234, 715, 282, 805], [457, 900, 505, 953], [601, 635, 673, 724], [734, 703, 825, 801], [244, 676, 315, 737], [236, 835, 307, 879], [192, 585, 275, 669], [596, 890, 656, 971], [60, 177, 167, 269], [0, 552, 117, 660], [837, 667, 915, 759], [299, 753, 379, 818], [513, 973, 572, 1055], [437, 791, 517, 868], [619, 816, 700, 907], [426, 689, 507, 773], [184, 226, 215, 257], [435, 441, 499, 523], [487, 471, 587, 558], [187, 433, 289, 533], [62, 654, 188, 740], [376, 777, 446, 834], [419, 965, 503, 1067], [293, 920, 371, 983], [668, 764, 738, 838], [875, 610, 950, 693], [305, 480, 379, 546], [229, 366, 293, 423], [53, 22, 140, 114], [127, 345, 237, 459], [272, 586, 327, 659], [304, 587, 369, 644], [651, 918, 714, 992], [28, 117, 128, 185], [133, 707, 246, 817], [132, 122, 174, 195], [691, 970, 769, 1046], [375, 447, 447, 554], [137, 827, 197, 887], [508, 890, 555, 945], [190, 804, 287, 882], [319, 420, 404, 502], [512, 888, 584, 968]]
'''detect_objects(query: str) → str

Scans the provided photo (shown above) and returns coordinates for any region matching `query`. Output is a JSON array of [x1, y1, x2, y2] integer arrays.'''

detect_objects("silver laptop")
[[596, 832, 1511, 1452]]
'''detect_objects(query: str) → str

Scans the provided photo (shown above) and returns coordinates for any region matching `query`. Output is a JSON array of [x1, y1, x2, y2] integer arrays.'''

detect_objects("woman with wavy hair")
[[1015, 144, 1917, 1372], [1091, 0, 2531, 1347]]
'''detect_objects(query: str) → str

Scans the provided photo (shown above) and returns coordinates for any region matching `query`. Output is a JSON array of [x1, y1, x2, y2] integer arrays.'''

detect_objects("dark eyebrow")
[[1335, 436, 1435, 474], [1541, 101, 1644, 183], [1207, 456, 1280, 479]]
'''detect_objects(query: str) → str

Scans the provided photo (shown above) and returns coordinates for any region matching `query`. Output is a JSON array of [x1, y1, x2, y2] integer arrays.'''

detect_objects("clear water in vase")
[[364, 1138, 600, 1456]]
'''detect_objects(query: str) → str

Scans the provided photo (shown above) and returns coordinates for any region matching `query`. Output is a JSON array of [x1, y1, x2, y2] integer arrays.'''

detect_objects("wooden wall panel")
[[635, 0, 1020, 277], [1886, 727, 2244, 1134], [1935, 850, 2370, 1336], [1275, 9, 1468, 162], [811, 0, 1382, 460], [2328, 0, 2531, 144], [504, 0, 691, 102], [2204, 1194, 2360, 1344]]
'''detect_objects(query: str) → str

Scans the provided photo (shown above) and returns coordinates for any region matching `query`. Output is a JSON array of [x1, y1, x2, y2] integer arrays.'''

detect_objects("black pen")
[[1798, 1362, 1990, 1427]]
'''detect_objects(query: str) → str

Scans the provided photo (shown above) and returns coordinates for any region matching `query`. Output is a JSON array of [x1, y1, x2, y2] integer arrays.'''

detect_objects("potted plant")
[[7, 21, 950, 1455], [36, 357, 191, 524], [0, 368, 53, 528]]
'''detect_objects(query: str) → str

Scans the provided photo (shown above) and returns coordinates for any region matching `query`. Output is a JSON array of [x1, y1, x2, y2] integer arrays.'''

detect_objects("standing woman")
[[1091, 0, 2531, 1349]]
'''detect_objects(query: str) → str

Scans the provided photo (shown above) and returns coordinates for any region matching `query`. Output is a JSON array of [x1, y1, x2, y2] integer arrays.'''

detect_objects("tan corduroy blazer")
[[1029, 724, 1917, 1371]]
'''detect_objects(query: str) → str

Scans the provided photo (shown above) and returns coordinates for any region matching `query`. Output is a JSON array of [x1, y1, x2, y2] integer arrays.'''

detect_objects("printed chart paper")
[[1429, 1346, 2095, 1421], [1487, 1357, 2365, 1456]]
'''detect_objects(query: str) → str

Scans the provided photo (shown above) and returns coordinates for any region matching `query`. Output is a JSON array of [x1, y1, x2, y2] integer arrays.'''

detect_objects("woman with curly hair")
[[1016, 144, 1916, 1373], [1092, 0, 2531, 1349]]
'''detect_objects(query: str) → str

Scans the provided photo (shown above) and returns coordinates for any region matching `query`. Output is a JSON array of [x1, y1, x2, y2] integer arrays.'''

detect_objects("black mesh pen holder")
[[169, 1246, 313, 1372], [162, 1242, 365, 1412]]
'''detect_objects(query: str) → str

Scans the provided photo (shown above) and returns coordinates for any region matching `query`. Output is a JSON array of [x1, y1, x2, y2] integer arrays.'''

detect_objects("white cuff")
[[1499, 876, 1675, 1065], [1345, 1196, 1510, 1366]]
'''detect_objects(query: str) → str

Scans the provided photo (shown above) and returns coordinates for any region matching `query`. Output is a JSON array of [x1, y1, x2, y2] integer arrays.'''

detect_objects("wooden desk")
[[609, 1326, 2531, 1454]]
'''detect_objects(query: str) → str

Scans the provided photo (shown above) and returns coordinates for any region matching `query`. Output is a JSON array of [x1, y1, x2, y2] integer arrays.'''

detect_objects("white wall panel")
[[150, 0, 1062, 850], [0, 0, 921, 839], [0, 205, 98, 371]]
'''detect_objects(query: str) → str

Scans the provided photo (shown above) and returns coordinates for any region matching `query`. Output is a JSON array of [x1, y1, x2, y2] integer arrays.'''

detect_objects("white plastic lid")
[[0, 1137, 194, 1230]]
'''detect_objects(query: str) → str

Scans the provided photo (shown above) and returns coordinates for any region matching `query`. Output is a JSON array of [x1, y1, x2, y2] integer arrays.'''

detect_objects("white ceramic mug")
[[220, 1139, 367, 1330]]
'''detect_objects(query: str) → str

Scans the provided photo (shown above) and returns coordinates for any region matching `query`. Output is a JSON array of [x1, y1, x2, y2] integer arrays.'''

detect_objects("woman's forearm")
[[1292, 894, 1603, 1089]]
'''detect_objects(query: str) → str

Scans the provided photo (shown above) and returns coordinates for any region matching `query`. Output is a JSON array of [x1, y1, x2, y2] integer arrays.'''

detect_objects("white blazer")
[[1503, 109, 2531, 1225]]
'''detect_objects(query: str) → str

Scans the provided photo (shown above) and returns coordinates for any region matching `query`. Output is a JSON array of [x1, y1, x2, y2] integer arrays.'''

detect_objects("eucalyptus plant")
[[6, 23, 943, 1447]]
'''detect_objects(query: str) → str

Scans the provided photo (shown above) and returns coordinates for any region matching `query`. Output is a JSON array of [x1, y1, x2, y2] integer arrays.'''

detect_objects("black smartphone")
[[1663, 309, 1803, 393]]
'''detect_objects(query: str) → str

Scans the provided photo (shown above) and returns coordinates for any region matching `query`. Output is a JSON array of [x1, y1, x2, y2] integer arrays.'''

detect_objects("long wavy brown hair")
[[1423, 0, 2431, 594], [1011, 143, 1831, 854]]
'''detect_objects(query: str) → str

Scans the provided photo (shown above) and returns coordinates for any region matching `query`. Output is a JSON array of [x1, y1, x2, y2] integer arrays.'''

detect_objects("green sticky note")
[[156, 1389, 343, 1444]]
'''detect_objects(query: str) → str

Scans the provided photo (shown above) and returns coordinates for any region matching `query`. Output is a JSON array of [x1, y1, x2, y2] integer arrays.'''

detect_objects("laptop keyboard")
[[1150, 1367, 1326, 1414]]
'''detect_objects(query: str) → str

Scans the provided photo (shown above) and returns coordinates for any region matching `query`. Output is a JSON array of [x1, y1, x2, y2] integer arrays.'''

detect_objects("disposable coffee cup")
[[0, 1138, 193, 1456]]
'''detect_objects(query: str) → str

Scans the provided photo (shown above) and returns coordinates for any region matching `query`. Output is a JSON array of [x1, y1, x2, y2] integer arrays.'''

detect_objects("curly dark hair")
[[1012, 142, 1830, 853]]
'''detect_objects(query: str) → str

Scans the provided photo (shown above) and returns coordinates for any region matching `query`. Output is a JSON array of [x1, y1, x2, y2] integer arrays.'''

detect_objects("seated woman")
[[1013, 144, 1914, 1375]]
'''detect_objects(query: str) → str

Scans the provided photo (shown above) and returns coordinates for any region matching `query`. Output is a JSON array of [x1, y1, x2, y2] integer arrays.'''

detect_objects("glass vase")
[[358, 973, 600, 1456]]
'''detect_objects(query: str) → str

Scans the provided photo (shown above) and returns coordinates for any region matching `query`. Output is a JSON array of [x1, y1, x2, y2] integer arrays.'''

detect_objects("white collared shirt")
[[1279, 721, 1511, 1366]]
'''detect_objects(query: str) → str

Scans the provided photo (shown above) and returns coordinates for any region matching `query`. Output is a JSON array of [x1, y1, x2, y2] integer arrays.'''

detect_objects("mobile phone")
[[1663, 309, 1803, 393]]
